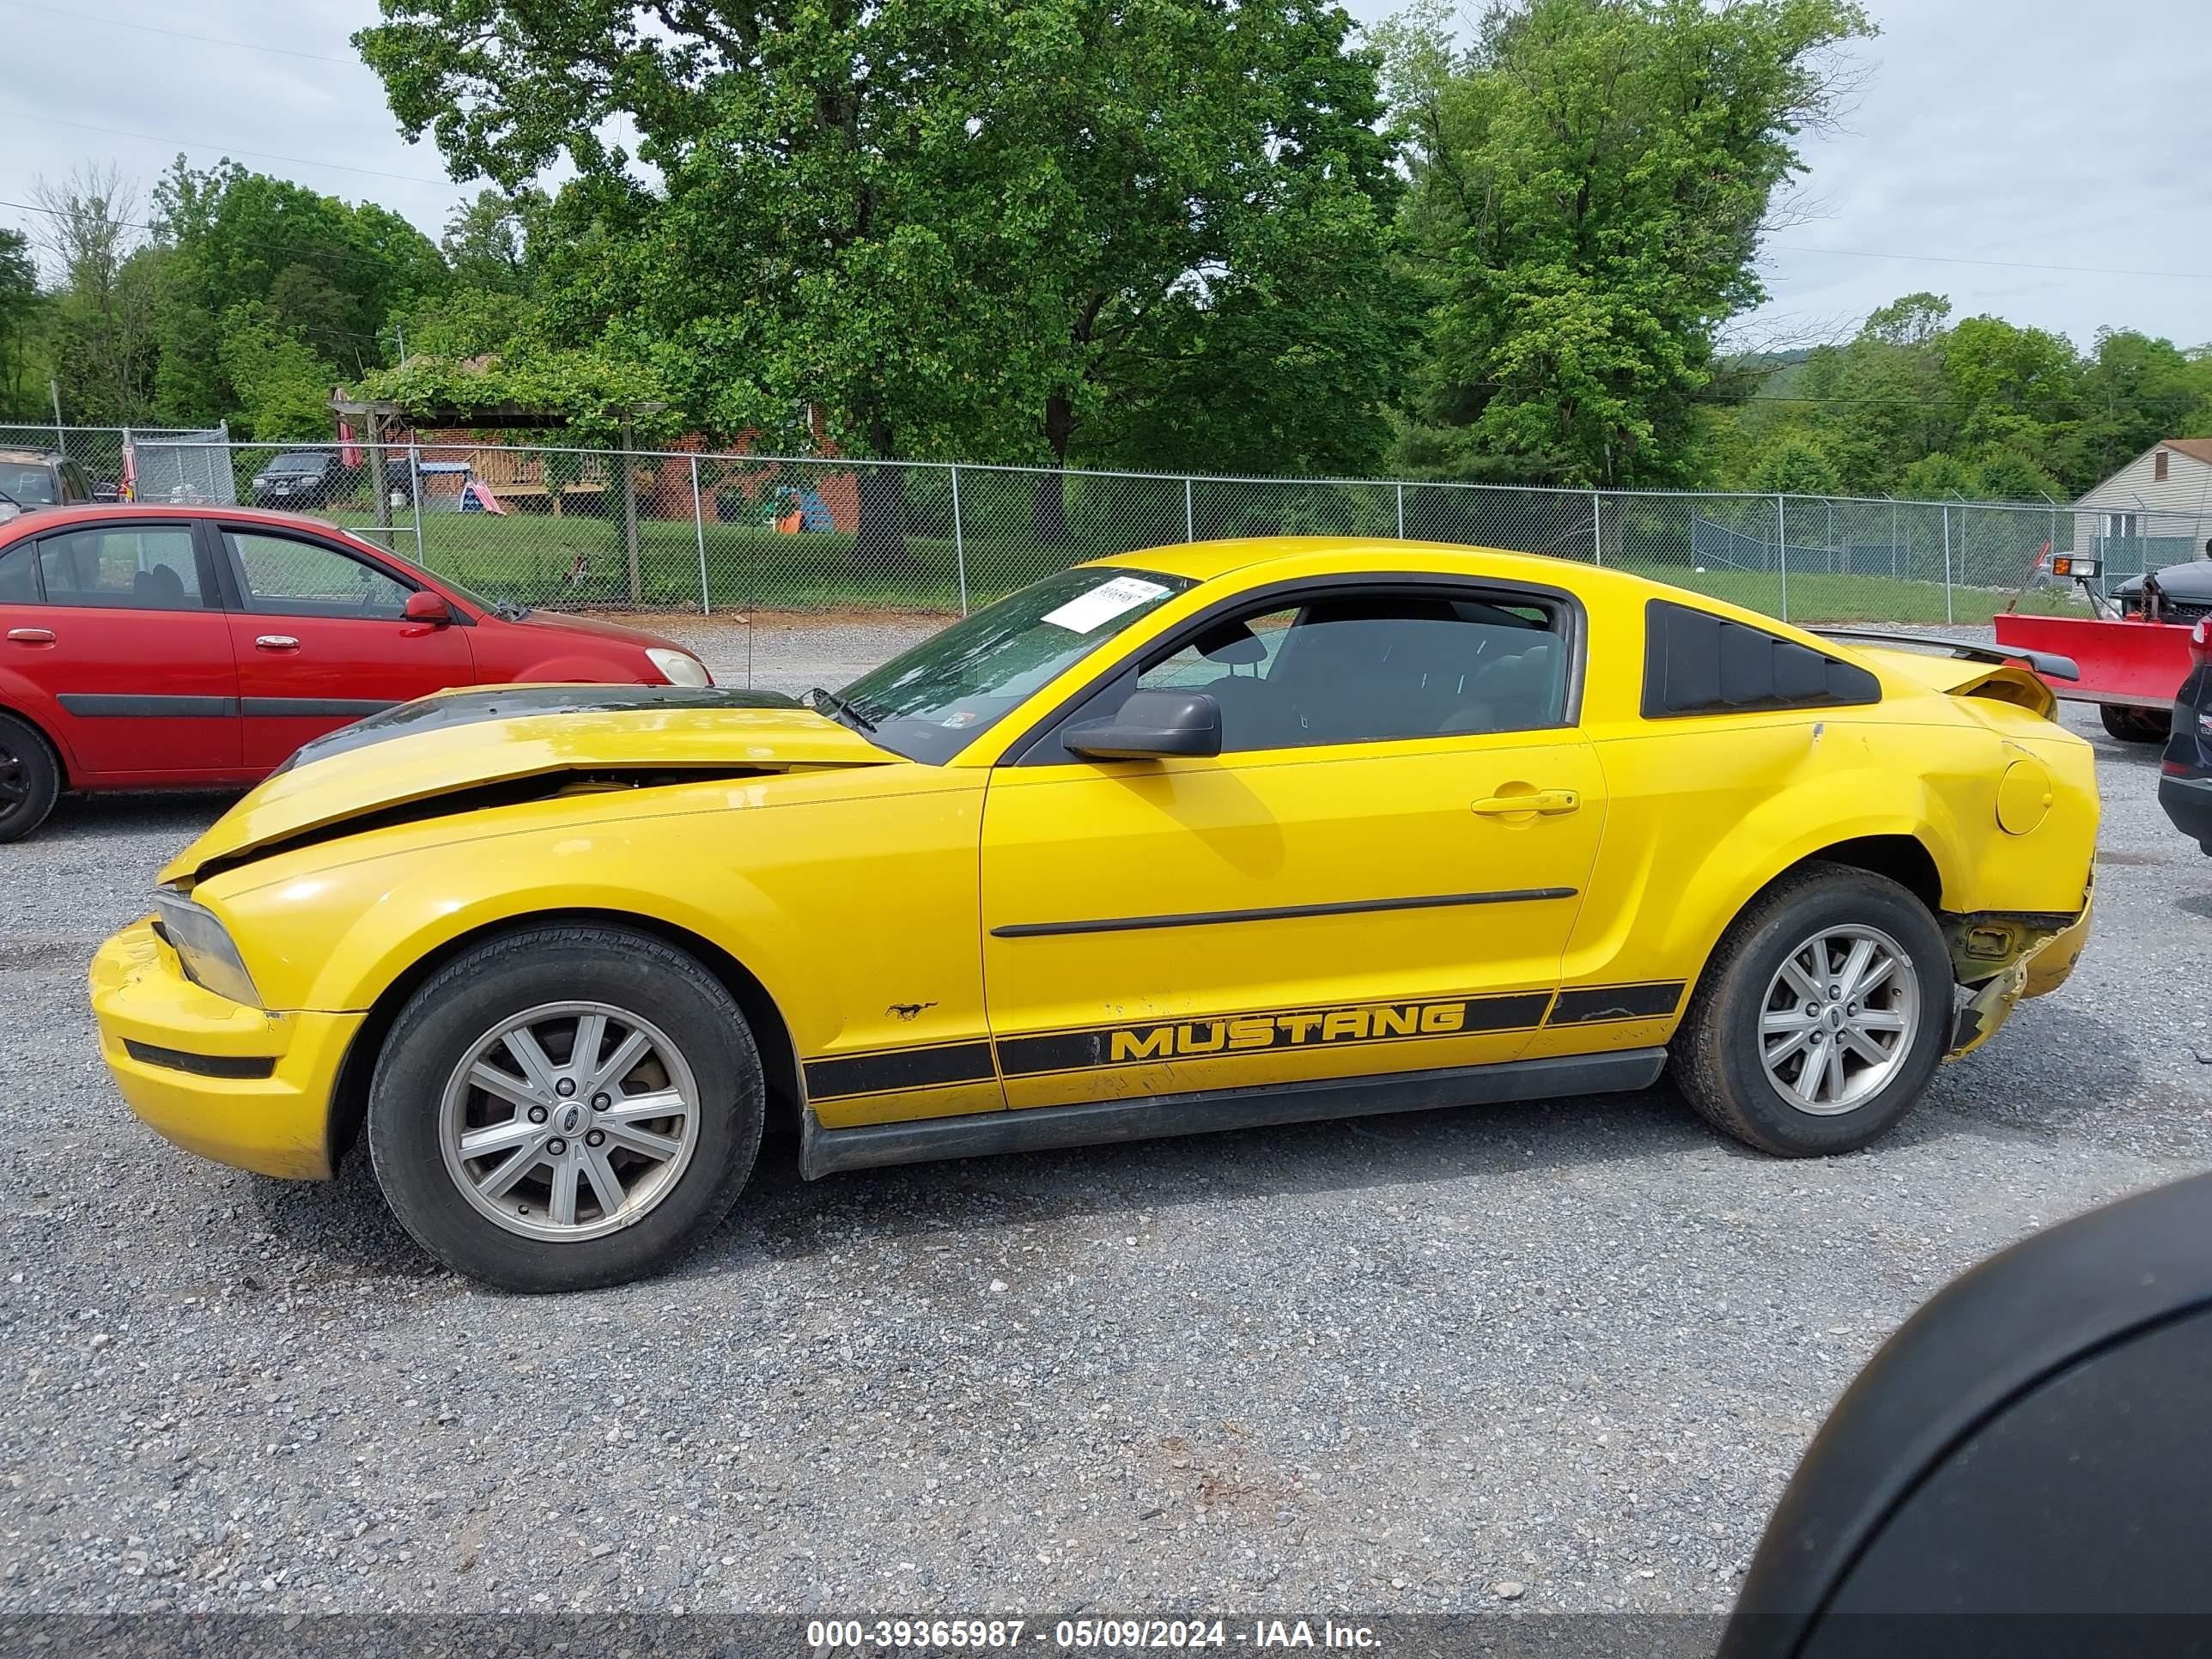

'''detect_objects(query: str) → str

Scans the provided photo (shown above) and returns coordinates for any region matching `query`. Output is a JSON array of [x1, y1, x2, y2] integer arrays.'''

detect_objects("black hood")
[[2114, 561, 2212, 605], [275, 684, 802, 774]]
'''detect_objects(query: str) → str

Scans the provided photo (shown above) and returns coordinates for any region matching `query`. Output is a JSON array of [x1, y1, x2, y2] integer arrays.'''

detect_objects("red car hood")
[[500, 607, 692, 654]]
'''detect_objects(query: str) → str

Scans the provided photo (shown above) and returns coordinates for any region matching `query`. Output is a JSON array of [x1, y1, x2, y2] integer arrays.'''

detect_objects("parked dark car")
[[249, 451, 358, 508], [0, 449, 95, 520], [2159, 617, 2212, 854]]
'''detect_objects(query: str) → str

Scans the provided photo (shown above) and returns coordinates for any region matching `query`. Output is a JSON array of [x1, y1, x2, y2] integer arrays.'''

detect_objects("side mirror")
[[403, 590, 453, 626], [1065, 690, 1222, 760]]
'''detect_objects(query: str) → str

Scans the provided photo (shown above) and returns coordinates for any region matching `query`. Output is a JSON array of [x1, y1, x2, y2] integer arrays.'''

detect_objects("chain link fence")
[[7, 428, 2188, 628]]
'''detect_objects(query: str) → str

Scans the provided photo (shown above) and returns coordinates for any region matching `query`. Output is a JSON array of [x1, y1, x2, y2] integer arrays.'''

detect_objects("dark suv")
[[0, 450, 94, 520], [249, 450, 358, 508]]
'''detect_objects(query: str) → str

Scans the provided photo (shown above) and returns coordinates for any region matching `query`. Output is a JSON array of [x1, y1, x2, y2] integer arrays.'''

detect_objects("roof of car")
[[0, 448, 61, 465], [0, 501, 353, 544], [1092, 534, 1613, 588]]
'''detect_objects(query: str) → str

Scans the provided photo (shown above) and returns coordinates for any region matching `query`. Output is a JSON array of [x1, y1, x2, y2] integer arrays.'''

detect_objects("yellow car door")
[[979, 582, 1608, 1109]]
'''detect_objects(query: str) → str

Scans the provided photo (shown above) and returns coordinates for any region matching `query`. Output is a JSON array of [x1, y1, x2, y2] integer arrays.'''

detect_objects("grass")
[[333, 506, 2090, 629]]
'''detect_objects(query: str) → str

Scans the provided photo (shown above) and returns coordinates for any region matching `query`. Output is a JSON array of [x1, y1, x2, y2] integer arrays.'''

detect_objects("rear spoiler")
[[1810, 629, 2080, 684]]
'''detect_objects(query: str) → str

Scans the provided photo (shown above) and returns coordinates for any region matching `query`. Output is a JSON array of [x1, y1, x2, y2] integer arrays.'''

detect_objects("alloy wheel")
[[1758, 925, 1921, 1116], [438, 1001, 702, 1242]]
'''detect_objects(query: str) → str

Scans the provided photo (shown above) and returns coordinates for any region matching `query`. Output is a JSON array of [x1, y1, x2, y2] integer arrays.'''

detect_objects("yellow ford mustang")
[[89, 538, 2095, 1291]]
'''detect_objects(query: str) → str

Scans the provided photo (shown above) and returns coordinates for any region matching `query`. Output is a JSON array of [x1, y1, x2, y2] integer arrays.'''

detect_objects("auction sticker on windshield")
[[1041, 574, 1171, 635]]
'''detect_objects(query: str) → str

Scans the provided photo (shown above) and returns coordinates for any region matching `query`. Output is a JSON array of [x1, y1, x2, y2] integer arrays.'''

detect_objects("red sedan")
[[0, 503, 714, 841]]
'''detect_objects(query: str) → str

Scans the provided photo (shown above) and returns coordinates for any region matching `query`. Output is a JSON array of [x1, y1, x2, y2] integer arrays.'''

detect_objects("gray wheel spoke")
[[1856, 1007, 1907, 1031], [1839, 1027, 1891, 1066], [548, 1160, 581, 1227], [459, 1116, 541, 1158], [604, 1087, 686, 1124], [581, 1146, 627, 1217], [1762, 1006, 1817, 1034], [1778, 957, 1824, 1004], [1764, 1028, 1814, 1068], [569, 1012, 608, 1079], [1834, 938, 1876, 1000], [468, 1061, 546, 1112], [1821, 1042, 1847, 1102], [600, 1119, 683, 1163], [1853, 955, 1898, 998], [501, 1027, 562, 1096], [476, 1143, 544, 1200], [586, 1029, 652, 1094]]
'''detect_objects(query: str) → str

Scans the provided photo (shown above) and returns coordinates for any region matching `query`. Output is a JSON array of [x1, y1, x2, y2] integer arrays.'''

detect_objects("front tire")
[[0, 713, 61, 843], [1671, 864, 1950, 1157], [2100, 704, 2172, 744], [368, 924, 763, 1291]]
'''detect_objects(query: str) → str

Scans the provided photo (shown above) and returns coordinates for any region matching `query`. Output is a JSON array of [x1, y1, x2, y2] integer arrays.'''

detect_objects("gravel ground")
[[3, 618, 2208, 1623]]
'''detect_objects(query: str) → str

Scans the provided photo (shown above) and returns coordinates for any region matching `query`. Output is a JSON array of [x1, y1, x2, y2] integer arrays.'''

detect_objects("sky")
[[0, 0, 2207, 353]]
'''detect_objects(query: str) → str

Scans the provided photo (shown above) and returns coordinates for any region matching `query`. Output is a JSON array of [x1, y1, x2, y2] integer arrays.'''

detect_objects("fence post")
[[950, 463, 968, 616], [690, 454, 710, 616], [1775, 493, 1789, 622], [1589, 488, 1602, 566], [618, 421, 642, 605], [1184, 477, 1195, 544], [1891, 500, 1899, 579], [407, 435, 425, 564], [1942, 503, 1954, 625], [1395, 481, 1406, 540]]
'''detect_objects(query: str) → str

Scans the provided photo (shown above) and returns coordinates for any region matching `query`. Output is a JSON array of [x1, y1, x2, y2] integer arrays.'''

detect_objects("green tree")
[[0, 228, 40, 419], [32, 165, 164, 423], [1897, 451, 1976, 499], [1748, 436, 1840, 495], [151, 158, 447, 421], [1381, 0, 1874, 486], [218, 303, 344, 441], [356, 0, 1413, 566]]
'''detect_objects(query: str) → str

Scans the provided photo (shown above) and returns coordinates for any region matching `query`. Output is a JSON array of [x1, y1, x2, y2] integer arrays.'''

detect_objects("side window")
[[226, 531, 414, 619], [1641, 599, 1879, 718], [0, 543, 37, 605], [36, 526, 207, 611], [1133, 590, 1567, 753], [59, 462, 92, 503]]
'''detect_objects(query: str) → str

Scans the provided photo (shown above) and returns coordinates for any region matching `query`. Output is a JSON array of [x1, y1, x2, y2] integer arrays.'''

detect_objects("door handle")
[[1473, 787, 1580, 817], [5, 627, 55, 644], [254, 635, 301, 652]]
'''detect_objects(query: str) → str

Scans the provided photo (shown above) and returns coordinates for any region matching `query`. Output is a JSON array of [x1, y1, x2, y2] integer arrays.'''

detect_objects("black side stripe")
[[1547, 981, 1686, 1024], [993, 888, 1577, 940], [803, 1040, 997, 1102], [241, 697, 398, 720], [995, 992, 1555, 1079], [59, 693, 238, 719]]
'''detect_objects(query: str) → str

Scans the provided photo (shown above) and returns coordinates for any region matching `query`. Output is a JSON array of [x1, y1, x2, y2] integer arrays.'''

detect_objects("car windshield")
[[268, 454, 327, 473], [837, 565, 1195, 763], [0, 464, 58, 503]]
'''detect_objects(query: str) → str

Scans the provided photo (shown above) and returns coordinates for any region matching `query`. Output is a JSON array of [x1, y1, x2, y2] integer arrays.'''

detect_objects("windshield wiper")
[[805, 685, 877, 732]]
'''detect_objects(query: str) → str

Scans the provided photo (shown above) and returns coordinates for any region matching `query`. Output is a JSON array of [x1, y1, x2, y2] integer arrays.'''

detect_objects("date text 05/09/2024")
[[805, 1618, 1383, 1650]]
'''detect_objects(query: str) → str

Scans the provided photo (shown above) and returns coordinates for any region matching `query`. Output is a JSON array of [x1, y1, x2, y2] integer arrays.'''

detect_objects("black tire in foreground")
[[1671, 863, 1951, 1158], [2100, 703, 2172, 744], [368, 923, 764, 1291], [0, 712, 60, 843]]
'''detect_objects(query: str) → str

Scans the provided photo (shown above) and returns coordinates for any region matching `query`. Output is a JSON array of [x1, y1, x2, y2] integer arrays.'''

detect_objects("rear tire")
[[1671, 863, 1950, 1158], [2100, 704, 2172, 744], [368, 923, 763, 1291], [0, 712, 60, 843]]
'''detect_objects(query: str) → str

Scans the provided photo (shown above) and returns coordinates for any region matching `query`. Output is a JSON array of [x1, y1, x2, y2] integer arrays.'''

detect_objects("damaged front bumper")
[[1943, 888, 2094, 1059]]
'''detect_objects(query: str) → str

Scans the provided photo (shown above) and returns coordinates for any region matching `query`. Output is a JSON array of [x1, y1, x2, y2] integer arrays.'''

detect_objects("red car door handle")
[[254, 635, 301, 652], [7, 627, 56, 644]]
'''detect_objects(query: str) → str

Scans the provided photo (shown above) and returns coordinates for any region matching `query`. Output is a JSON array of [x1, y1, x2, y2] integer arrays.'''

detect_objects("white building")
[[2075, 438, 2212, 576]]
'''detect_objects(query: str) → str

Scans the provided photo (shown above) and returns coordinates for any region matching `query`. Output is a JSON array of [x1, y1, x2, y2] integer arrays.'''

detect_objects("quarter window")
[[1641, 599, 1878, 717], [35, 526, 206, 610], [227, 531, 414, 619], [1133, 590, 1568, 752], [0, 543, 35, 605]]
